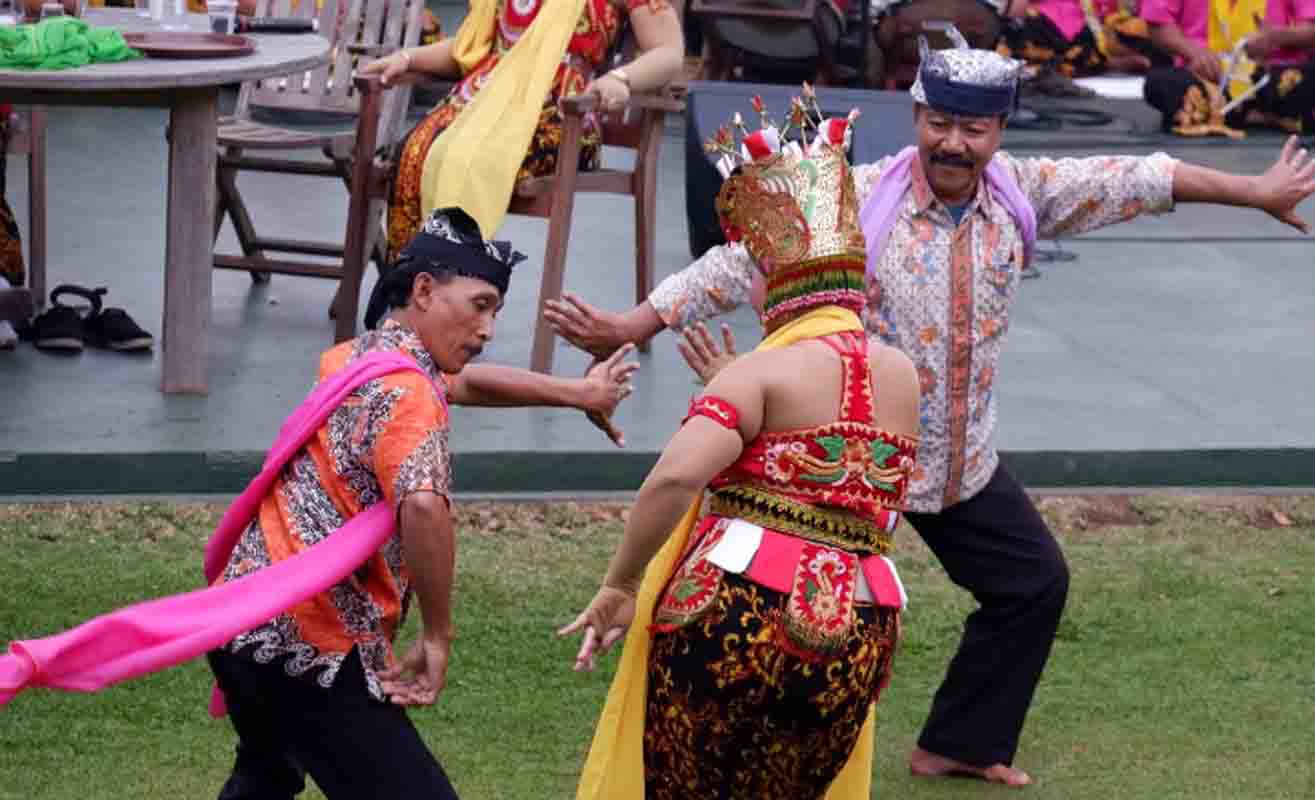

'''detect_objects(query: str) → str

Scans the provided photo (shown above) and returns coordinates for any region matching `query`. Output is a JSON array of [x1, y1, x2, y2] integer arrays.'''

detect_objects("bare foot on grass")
[[910, 746, 1033, 787]]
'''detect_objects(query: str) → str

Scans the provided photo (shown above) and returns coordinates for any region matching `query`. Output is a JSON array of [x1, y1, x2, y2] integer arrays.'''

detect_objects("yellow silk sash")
[[420, 0, 587, 236]]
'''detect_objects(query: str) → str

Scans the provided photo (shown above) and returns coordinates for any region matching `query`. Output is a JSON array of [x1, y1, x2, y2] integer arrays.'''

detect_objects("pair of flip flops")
[[23, 285, 153, 353]]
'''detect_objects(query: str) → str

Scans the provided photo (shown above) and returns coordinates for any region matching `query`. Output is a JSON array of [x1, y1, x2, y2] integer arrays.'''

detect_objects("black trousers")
[[904, 465, 1070, 768], [208, 649, 460, 800]]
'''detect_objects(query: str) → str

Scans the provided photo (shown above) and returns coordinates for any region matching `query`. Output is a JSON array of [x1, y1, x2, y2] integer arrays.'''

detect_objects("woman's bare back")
[[752, 337, 920, 441]]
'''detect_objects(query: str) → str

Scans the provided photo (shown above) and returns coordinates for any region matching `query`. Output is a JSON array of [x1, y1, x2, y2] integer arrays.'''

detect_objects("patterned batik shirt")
[[220, 320, 452, 699], [652, 151, 1177, 512]]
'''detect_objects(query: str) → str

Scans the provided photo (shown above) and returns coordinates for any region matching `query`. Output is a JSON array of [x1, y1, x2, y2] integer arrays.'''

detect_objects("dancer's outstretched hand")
[[581, 343, 640, 447], [558, 586, 636, 672], [544, 293, 632, 360], [677, 322, 738, 385], [1255, 136, 1315, 233]]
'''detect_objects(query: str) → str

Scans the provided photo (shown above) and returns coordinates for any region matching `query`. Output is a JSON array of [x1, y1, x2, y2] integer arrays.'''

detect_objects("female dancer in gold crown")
[[560, 90, 922, 800]]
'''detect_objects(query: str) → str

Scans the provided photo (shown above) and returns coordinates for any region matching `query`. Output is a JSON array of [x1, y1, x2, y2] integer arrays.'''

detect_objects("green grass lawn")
[[1, 495, 1313, 799]]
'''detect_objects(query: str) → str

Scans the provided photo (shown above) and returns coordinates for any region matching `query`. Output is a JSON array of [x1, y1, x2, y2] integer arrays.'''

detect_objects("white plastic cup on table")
[[208, 0, 236, 34], [160, 0, 189, 29], [39, 2, 63, 19]]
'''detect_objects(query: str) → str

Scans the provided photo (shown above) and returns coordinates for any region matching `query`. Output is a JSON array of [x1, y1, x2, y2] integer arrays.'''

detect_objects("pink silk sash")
[[1, 351, 442, 715]]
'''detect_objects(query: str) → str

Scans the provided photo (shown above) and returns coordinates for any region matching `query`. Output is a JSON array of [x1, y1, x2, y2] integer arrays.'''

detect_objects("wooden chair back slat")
[[246, 0, 326, 110], [305, 0, 344, 103], [235, 0, 422, 147], [323, 0, 371, 109], [371, 0, 425, 143]]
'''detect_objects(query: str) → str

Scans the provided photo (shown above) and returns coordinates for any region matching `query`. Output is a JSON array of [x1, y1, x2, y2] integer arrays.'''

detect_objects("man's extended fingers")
[[721, 323, 737, 355], [685, 326, 712, 362], [560, 292, 599, 320], [598, 412, 626, 447], [614, 362, 641, 381], [601, 341, 636, 371], [695, 323, 719, 356], [676, 339, 702, 372], [543, 303, 586, 332], [1281, 135, 1299, 164], [1290, 145, 1311, 172]]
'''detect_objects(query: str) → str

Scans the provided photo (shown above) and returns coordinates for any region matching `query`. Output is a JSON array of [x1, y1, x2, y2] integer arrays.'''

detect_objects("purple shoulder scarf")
[[859, 146, 1037, 282]]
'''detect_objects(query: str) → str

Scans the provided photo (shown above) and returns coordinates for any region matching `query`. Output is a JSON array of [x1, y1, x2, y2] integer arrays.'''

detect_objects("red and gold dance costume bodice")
[[653, 331, 918, 657]]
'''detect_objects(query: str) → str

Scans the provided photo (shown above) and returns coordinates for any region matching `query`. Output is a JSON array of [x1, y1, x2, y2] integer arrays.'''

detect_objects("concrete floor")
[[0, 92, 1312, 491]]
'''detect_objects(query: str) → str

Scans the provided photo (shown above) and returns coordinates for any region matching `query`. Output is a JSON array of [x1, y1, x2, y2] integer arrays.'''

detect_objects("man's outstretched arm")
[[543, 157, 893, 359], [444, 347, 640, 446], [1171, 137, 1315, 232], [1014, 136, 1315, 239], [545, 242, 758, 359]]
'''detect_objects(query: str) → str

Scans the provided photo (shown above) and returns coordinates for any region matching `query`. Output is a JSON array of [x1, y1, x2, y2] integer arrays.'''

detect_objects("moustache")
[[931, 153, 975, 170]]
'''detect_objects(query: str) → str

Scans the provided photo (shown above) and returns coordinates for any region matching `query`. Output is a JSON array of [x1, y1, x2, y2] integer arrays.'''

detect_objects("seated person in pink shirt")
[[997, 0, 1173, 76], [1144, 0, 1315, 133]]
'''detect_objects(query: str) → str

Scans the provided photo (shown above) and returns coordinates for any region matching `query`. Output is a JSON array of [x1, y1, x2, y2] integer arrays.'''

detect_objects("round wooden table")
[[0, 9, 330, 393]]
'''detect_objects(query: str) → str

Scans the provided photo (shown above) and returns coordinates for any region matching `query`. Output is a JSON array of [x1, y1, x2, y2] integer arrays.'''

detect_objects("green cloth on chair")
[[0, 17, 140, 70]]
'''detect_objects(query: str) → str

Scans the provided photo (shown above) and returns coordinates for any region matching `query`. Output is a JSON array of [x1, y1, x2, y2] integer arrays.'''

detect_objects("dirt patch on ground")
[[1176, 494, 1302, 529], [1033, 493, 1312, 538], [1, 495, 1309, 543], [1034, 495, 1148, 532], [455, 501, 629, 538]]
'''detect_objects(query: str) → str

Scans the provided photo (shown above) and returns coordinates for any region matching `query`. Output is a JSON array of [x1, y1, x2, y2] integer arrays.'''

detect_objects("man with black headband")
[[544, 32, 1315, 786], [207, 207, 639, 800]]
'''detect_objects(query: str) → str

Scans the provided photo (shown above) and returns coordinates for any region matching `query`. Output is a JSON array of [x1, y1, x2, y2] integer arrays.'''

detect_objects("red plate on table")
[[123, 32, 257, 59]]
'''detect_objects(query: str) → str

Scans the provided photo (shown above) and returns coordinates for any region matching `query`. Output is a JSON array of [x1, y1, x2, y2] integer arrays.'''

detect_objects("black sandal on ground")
[[27, 284, 104, 352], [87, 305, 154, 352]]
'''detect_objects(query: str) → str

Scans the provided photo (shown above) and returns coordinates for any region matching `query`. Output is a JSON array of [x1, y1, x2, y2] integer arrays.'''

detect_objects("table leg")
[[27, 106, 47, 309], [162, 88, 218, 394]]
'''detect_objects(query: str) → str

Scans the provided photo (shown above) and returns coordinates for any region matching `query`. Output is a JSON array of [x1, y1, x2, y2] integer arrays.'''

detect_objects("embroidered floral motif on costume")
[[782, 542, 859, 656], [652, 518, 730, 631]]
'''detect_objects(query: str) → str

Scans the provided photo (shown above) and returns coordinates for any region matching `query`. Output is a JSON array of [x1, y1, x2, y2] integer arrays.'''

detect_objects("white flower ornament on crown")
[[700, 84, 869, 329], [703, 84, 860, 180]]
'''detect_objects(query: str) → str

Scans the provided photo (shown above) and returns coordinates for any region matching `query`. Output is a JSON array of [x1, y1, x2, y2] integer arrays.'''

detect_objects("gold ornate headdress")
[[705, 85, 867, 331]]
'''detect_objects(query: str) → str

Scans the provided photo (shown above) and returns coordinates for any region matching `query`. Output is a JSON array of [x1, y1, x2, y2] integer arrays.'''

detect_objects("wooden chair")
[[343, 68, 687, 373], [4, 106, 46, 307], [213, 0, 423, 341]]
